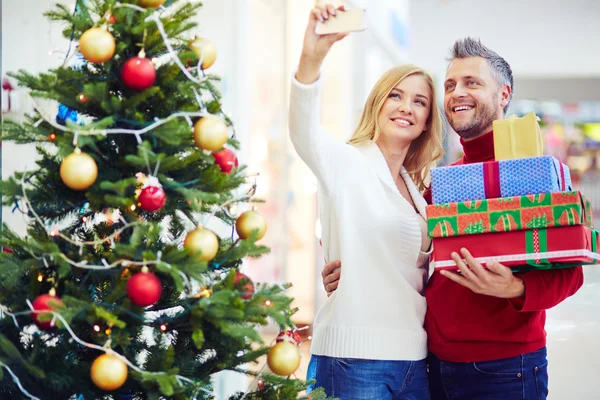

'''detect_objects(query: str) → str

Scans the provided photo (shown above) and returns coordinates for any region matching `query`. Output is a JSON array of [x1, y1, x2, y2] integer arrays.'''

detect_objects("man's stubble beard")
[[447, 99, 498, 140]]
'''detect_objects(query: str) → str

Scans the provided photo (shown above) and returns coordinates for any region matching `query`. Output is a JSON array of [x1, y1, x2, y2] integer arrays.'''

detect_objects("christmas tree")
[[0, 1, 325, 398]]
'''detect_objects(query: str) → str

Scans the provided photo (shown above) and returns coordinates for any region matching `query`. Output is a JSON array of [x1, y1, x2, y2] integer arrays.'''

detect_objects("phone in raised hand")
[[315, 8, 367, 35]]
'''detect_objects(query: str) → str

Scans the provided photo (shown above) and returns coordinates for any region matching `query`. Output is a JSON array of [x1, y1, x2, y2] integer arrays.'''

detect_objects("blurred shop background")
[[2, 0, 599, 398]]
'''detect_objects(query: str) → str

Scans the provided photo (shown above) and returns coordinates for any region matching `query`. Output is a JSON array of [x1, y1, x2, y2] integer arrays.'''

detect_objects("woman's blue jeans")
[[306, 354, 430, 400]]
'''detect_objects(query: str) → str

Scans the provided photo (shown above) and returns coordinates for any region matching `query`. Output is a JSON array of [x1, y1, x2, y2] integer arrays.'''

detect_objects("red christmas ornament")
[[138, 186, 166, 212], [212, 148, 239, 173], [32, 292, 64, 330], [121, 57, 156, 91], [234, 272, 255, 300], [1, 77, 14, 91], [127, 269, 162, 307], [276, 329, 302, 346], [2, 78, 14, 111]]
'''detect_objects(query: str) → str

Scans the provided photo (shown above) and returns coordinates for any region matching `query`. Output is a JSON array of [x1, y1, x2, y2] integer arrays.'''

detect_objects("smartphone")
[[315, 8, 367, 35]]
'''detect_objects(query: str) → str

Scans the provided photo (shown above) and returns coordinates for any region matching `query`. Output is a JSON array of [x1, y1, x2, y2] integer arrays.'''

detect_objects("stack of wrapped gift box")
[[429, 112, 600, 271]]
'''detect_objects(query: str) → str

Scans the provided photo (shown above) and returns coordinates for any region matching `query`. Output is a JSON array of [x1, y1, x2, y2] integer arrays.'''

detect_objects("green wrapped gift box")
[[427, 191, 593, 238]]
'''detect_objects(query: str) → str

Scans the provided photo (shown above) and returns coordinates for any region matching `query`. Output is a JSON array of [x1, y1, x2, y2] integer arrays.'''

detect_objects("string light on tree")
[[188, 36, 217, 70], [193, 116, 228, 152], [79, 27, 115, 64], [197, 288, 212, 298], [60, 148, 98, 190], [184, 226, 219, 261], [90, 353, 128, 391]]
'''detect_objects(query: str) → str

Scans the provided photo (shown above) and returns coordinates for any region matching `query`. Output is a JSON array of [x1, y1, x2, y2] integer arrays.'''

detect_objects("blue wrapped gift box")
[[431, 156, 572, 204]]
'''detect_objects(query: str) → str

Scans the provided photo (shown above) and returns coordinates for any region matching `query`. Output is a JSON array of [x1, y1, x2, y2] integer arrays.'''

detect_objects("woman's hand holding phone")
[[296, 3, 350, 85]]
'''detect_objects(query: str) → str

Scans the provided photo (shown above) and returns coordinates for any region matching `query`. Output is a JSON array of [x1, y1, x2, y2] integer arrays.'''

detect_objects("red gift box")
[[432, 225, 600, 271]]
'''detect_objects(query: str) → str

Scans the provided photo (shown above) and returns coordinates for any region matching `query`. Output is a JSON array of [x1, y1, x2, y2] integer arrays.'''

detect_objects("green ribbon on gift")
[[515, 228, 600, 271], [512, 262, 589, 273], [525, 229, 550, 267]]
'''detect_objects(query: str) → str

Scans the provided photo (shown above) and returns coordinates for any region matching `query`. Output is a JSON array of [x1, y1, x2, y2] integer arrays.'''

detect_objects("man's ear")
[[500, 84, 511, 110]]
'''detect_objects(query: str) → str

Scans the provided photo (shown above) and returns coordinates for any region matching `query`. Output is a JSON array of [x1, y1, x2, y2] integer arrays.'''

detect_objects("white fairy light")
[[20, 169, 142, 247], [146, 13, 207, 85], [0, 304, 210, 396], [192, 87, 205, 110], [30, 99, 209, 138], [0, 362, 41, 400]]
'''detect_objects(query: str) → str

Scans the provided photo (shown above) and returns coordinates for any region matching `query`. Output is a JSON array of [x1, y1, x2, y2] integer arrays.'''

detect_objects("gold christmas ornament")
[[188, 36, 217, 69], [236, 210, 267, 241], [90, 353, 128, 391], [138, 0, 166, 8], [79, 27, 116, 64], [267, 341, 301, 376], [60, 149, 98, 190], [193, 116, 228, 152], [184, 226, 219, 261]]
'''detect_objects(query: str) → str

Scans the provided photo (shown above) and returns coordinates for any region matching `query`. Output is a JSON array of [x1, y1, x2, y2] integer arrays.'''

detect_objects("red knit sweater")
[[423, 131, 584, 362]]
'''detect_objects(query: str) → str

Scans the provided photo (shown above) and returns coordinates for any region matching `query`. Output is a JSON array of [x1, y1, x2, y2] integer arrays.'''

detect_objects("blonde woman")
[[289, 4, 443, 399]]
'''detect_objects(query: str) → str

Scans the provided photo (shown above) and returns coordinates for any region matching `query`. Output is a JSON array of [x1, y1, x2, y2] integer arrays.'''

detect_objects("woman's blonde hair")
[[347, 65, 444, 192]]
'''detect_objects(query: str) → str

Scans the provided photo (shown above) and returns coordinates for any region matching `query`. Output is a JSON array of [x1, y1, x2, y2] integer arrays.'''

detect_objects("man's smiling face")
[[444, 56, 507, 140]]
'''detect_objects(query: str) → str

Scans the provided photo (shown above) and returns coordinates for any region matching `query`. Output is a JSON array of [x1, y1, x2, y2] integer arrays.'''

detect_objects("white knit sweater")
[[289, 75, 431, 361]]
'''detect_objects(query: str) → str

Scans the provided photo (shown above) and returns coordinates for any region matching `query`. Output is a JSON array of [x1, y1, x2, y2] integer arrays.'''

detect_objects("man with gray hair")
[[321, 37, 584, 399], [425, 37, 583, 400]]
